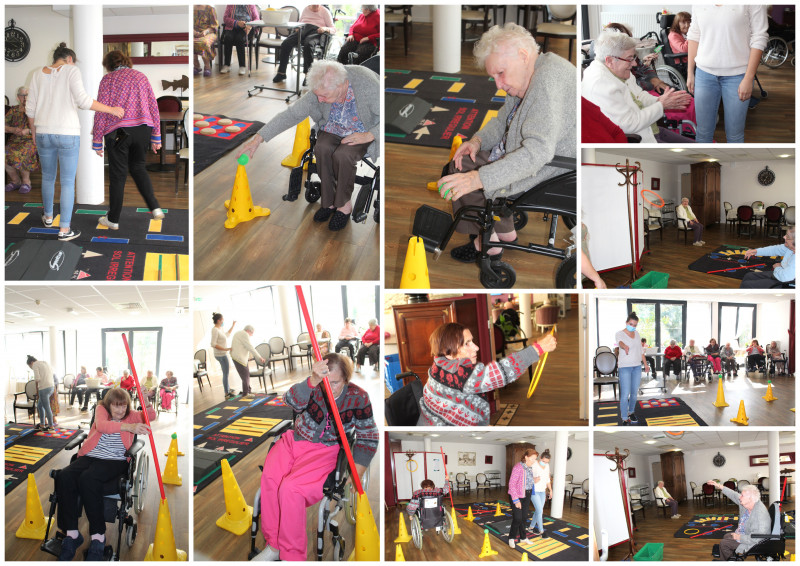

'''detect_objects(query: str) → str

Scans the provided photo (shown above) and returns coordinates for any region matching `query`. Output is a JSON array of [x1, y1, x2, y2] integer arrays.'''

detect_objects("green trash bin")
[[631, 271, 669, 289], [633, 543, 664, 561]]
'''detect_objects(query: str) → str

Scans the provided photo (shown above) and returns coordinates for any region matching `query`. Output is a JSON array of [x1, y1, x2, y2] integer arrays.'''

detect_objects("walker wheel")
[[479, 260, 516, 289]]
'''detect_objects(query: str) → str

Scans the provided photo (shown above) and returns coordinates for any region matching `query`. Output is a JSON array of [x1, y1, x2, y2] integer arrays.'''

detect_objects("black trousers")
[[223, 27, 257, 67], [337, 40, 375, 65], [68, 389, 85, 407], [56, 455, 128, 535], [335, 339, 356, 358], [278, 24, 321, 74], [509, 489, 532, 541], [644, 356, 656, 376], [741, 271, 788, 289], [232, 360, 251, 395], [104, 125, 160, 224], [663, 358, 681, 376], [356, 344, 379, 366]]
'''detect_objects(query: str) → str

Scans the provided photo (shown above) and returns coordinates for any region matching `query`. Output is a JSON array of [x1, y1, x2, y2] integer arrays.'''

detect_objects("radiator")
[[599, 11, 659, 38]]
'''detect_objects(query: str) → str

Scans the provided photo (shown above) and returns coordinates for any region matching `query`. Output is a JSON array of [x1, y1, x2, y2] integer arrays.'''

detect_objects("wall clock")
[[713, 452, 726, 467], [757, 166, 775, 186], [5, 20, 31, 62]]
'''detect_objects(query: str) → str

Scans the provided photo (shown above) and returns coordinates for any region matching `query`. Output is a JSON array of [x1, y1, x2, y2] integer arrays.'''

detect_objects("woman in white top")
[[686, 5, 768, 142], [654, 480, 681, 518], [529, 449, 553, 536], [211, 312, 236, 398], [27, 355, 55, 430], [25, 43, 124, 241], [676, 197, 705, 246], [615, 312, 649, 425]]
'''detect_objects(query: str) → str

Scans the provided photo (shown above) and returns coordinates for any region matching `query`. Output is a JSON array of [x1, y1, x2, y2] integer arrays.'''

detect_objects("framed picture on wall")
[[458, 452, 476, 466], [651, 178, 660, 191], [628, 467, 636, 478], [749, 452, 795, 466], [485, 455, 493, 465]]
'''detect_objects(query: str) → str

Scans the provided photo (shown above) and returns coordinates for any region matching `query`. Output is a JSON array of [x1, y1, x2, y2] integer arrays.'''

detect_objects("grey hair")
[[244, 324, 255, 333], [368, 318, 377, 326], [306, 60, 348, 93], [593, 30, 638, 63], [786, 227, 795, 238], [741, 484, 760, 498], [681, 197, 689, 203], [474, 23, 540, 69], [361, 5, 377, 12], [16, 86, 28, 96], [670, 339, 676, 346]]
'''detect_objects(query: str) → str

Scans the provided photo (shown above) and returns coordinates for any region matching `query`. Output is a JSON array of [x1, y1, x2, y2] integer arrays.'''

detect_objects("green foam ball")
[[238, 154, 249, 166]]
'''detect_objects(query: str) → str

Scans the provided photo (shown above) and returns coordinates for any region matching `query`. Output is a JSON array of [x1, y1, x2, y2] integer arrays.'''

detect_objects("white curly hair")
[[306, 60, 348, 93], [593, 30, 638, 63], [474, 23, 540, 69]]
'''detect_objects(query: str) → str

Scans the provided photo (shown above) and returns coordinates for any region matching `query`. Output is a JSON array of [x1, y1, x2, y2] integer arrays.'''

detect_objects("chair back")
[[565, 473, 573, 483], [268, 336, 286, 353], [476, 473, 487, 484], [761, 477, 769, 491], [738, 205, 754, 221], [702, 482, 715, 495], [653, 487, 666, 507], [723, 480, 737, 491], [361, 54, 380, 74], [784, 206, 795, 226], [546, 4, 576, 22], [535, 305, 559, 327], [581, 478, 588, 493], [724, 201, 732, 212], [63, 374, 75, 389], [456, 472, 467, 484], [25, 380, 37, 400], [752, 200, 765, 211], [738, 479, 751, 489], [255, 343, 271, 364], [595, 351, 617, 376], [775, 202, 788, 210], [765, 206, 782, 222], [596, 346, 612, 355], [156, 95, 181, 113], [194, 349, 207, 366]]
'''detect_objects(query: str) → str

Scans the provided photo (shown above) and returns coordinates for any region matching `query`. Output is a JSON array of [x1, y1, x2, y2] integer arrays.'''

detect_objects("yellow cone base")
[[224, 164, 271, 229], [145, 544, 187, 561], [494, 503, 503, 517], [395, 544, 406, 561], [731, 400, 749, 425], [216, 459, 253, 535], [399, 236, 430, 289], [466, 506, 475, 521], [394, 513, 412, 543], [763, 383, 778, 402], [163, 474, 182, 486], [144, 499, 186, 561], [479, 530, 498, 558], [16, 474, 47, 539], [713, 378, 729, 408], [281, 118, 311, 168], [354, 492, 380, 561], [451, 507, 462, 535], [521, 552, 529, 561]]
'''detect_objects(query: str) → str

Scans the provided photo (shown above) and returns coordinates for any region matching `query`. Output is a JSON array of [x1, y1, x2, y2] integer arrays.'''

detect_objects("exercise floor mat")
[[688, 245, 783, 280], [385, 70, 505, 149], [5, 423, 81, 494], [674, 514, 739, 539], [194, 112, 265, 175], [193, 393, 293, 494], [594, 397, 708, 426], [453, 501, 589, 561]]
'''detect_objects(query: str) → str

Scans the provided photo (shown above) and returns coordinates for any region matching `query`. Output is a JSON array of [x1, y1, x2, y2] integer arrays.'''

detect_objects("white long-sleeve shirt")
[[31, 360, 54, 389], [687, 5, 768, 76], [230, 330, 260, 366], [26, 64, 94, 135]]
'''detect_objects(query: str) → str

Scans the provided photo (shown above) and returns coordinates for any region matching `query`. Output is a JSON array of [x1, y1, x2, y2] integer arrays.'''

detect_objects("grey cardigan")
[[475, 52, 576, 199], [256, 66, 380, 158], [720, 486, 772, 553]]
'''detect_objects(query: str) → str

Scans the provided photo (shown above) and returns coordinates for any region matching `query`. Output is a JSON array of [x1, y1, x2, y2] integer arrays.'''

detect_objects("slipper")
[[313, 207, 334, 223], [5, 183, 20, 192], [450, 241, 503, 263], [19, 184, 31, 194], [203, 68, 212, 77], [328, 210, 350, 231], [194, 67, 202, 75]]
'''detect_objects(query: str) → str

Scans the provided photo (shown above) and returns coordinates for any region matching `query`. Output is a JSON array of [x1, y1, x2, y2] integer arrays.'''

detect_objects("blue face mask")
[[626, 324, 636, 332]]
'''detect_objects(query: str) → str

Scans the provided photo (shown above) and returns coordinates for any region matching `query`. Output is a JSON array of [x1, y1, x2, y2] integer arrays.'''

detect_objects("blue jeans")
[[216, 355, 230, 394], [693, 67, 749, 143], [38, 386, 54, 427], [36, 134, 80, 228], [618, 365, 642, 421], [529, 490, 546, 533]]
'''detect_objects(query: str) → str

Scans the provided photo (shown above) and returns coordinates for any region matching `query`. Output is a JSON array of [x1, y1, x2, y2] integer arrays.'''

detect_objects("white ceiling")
[[590, 148, 795, 165], [5, 285, 188, 331], [389, 430, 590, 445], [594, 430, 795, 456]]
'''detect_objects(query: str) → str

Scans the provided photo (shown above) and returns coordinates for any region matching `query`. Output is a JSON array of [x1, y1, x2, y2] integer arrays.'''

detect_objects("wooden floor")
[[595, 369, 796, 427], [4, 394, 191, 561], [384, 23, 576, 289], [586, 222, 788, 289], [192, 68, 379, 281], [192, 359, 382, 561], [385, 488, 589, 561], [605, 498, 795, 561]]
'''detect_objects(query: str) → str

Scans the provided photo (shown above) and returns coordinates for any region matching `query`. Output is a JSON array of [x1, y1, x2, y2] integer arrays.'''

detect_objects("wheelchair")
[[410, 156, 576, 289], [712, 501, 786, 561], [40, 427, 149, 561], [685, 355, 712, 383], [762, 14, 795, 68], [746, 354, 768, 377], [767, 349, 788, 376], [409, 493, 455, 549], [334, 337, 361, 362], [282, 128, 380, 225], [248, 428, 370, 561]]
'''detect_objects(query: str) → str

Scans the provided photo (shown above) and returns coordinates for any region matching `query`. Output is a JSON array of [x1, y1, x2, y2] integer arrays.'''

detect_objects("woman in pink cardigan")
[[54, 388, 155, 561], [668, 12, 691, 64], [337, 5, 380, 65], [507, 448, 538, 548]]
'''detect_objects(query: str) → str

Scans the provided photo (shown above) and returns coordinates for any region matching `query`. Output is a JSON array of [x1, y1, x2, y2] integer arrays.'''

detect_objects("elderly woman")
[[668, 12, 692, 64], [706, 338, 722, 373], [419, 322, 557, 426], [273, 4, 335, 84], [256, 354, 377, 561], [507, 449, 537, 548], [746, 340, 766, 372], [654, 480, 681, 519], [741, 228, 795, 289], [354, 318, 380, 373], [337, 5, 380, 65], [663, 339, 683, 378], [676, 197, 704, 246], [582, 31, 693, 143], [239, 60, 379, 231], [687, 6, 768, 143], [221, 4, 260, 75], [231, 325, 265, 396], [438, 23, 575, 263], [158, 371, 178, 410], [92, 50, 164, 231], [767, 341, 785, 376], [602, 23, 670, 93], [335, 318, 359, 358], [722, 342, 737, 377], [194, 5, 219, 76], [5, 86, 39, 194]]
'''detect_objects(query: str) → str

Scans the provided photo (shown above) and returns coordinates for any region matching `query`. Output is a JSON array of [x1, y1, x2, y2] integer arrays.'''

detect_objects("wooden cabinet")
[[660, 450, 687, 502], [392, 299, 482, 384], [506, 443, 536, 487], [690, 162, 721, 227]]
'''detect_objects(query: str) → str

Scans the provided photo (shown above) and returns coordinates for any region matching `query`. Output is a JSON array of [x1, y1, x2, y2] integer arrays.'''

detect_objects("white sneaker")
[[699, 240, 706, 245], [220, 65, 231, 74], [671, 514, 680, 519], [251, 545, 280, 561], [99, 216, 119, 230], [693, 241, 703, 246], [239, 67, 246, 76], [509, 539, 516, 549], [152, 208, 165, 219]]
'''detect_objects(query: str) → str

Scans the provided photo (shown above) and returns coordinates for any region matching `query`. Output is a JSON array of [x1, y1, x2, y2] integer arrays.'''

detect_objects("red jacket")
[[581, 97, 627, 143], [349, 10, 380, 45], [361, 325, 380, 345], [78, 404, 156, 457], [120, 375, 135, 391], [664, 345, 682, 360]]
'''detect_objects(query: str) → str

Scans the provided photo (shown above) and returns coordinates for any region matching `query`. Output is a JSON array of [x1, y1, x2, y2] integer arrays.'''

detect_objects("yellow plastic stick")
[[527, 326, 556, 399]]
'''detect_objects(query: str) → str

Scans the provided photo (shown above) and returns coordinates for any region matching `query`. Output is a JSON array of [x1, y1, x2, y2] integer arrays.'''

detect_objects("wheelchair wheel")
[[125, 520, 137, 548], [410, 515, 423, 549], [373, 206, 379, 223], [762, 37, 789, 68], [655, 65, 687, 92], [441, 508, 455, 543], [563, 214, 577, 230], [133, 453, 149, 514], [479, 261, 516, 289], [513, 210, 528, 231], [344, 468, 370, 525], [555, 255, 577, 289], [305, 181, 321, 203], [332, 535, 346, 561]]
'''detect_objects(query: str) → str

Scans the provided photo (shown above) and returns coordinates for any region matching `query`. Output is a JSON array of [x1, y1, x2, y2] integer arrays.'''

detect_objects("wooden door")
[[505, 443, 536, 488], [660, 451, 687, 501]]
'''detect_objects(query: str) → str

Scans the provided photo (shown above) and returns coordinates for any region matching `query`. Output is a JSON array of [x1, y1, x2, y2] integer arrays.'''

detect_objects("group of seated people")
[[333, 317, 381, 372], [648, 338, 784, 379], [67, 366, 179, 411]]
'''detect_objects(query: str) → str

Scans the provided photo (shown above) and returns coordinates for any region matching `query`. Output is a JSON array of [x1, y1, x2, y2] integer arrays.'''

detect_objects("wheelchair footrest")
[[41, 533, 64, 558], [412, 205, 453, 253]]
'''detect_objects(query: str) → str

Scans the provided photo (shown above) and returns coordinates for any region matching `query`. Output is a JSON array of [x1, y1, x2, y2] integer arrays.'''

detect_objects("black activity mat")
[[5, 423, 81, 494], [688, 245, 783, 280], [594, 397, 707, 426], [674, 514, 738, 539], [194, 112, 265, 175]]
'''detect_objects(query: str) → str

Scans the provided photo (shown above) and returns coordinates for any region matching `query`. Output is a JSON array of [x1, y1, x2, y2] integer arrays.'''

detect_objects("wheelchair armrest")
[[627, 134, 642, 143], [269, 419, 293, 438], [750, 533, 783, 540], [126, 437, 146, 458], [64, 430, 88, 451], [663, 51, 688, 60], [395, 372, 420, 383], [547, 155, 576, 170]]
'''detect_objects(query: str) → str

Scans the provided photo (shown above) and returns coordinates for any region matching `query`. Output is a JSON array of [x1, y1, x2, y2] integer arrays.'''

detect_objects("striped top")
[[91, 67, 161, 150], [86, 432, 127, 460]]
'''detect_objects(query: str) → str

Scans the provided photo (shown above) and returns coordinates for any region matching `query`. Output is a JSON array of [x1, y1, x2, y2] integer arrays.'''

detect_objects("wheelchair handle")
[[395, 372, 420, 382], [547, 156, 576, 170]]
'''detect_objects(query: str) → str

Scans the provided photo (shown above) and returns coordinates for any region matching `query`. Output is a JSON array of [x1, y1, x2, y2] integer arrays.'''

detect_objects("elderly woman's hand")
[[151, 142, 161, 154], [346, 34, 355, 42], [537, 334, 557, 353], [342, 132, 374, 145], [437, 171, 482, 201], [452, 137, 481, 171], [238, 134, 264, 160], [310, 358, 330, 388], [642, 53, 659, 66], [657, 87, 691, 110]]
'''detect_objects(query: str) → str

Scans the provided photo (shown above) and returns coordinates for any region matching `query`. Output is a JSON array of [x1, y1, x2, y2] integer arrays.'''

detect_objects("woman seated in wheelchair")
[[436, 23, 575, 264], [159, 371, 178, 410], [746, 340, 766, 372], [54, 388, 155, 561], [255, 353, 377, 561], [419, 323, 557, 426], [668, 12, 691, 64], [406, 479, 451, 518]]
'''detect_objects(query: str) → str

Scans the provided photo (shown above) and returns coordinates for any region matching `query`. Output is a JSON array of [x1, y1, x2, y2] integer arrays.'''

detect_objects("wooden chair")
[[253, 343, 275, 392], [724, 201, 737, 230], [644, 207, 663, 241], [723, 481, 737, 507], [764, 206, 783, 239], [13, 380, 38, 424], [257, 6, 300, 67], [289, 332, 313, 369], [690, 481, 702, 504], [653, 487, 669, 518], [268, 336, 291, 372], [58, 374, 75, 405], [455, 472, 471, 495], [194, 349, 211, 392], [702, 482, 716, 507], [630, 490, 645, 520], [461, 5, 491, 43], [174, 108, 189, 195], [475, 472, 492, 498], [535, 5, 576, 60], [737, 205, 755, 238], [571, 479, 589, 510], [385, 5, 412, 56]]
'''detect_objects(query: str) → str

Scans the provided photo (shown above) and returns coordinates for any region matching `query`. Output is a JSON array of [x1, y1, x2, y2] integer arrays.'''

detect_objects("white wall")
[[401, 439, 508, 487], [717, 159, 795, 224], [757, 301, 792, 349], [595, 151, 683, 208]]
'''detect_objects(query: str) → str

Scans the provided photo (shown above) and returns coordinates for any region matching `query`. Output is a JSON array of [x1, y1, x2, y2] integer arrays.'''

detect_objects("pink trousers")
[[159, 389, 175, 410], [708, 356, 722, 372], [260, 432, 339, 560]]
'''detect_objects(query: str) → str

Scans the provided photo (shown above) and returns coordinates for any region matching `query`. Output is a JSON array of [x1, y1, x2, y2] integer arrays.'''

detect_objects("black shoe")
[[302, 76, 308, 87], [450, 241, 504, 263], [622, 419, 630, 426], [58, 229, 81, 241], [272, 72, 287, 83], [86, 539, 105, 561], [629, 412, 639, 424], [328, 210, 350, 231], [58, 533, 84, 561], [313, 207, 334, 223]]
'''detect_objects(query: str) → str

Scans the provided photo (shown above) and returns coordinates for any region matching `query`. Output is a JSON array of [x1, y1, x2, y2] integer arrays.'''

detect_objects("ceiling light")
[[670, 148, 685, 153], [707, 158, 718, 162], [475, 437, 483, 440], [644, 440, 657, 444], [779, 154, 791, 158], [429, 434, 439, 437], [727, 442, 736, 446]]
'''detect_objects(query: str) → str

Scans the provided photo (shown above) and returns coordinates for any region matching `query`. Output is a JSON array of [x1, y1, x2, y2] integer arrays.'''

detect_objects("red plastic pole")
[[121, 333, 166, 501], [690, 524, 733, 538], [707, 264, 766, 274], [440, 447, 455, 509], [294, 286, 364, 496]]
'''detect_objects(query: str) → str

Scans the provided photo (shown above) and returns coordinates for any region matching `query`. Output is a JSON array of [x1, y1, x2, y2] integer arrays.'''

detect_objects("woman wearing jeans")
[[529, 449, 552, 536], [27, 355, 55, 430], [211, 313, 236, 397], [616, 312, 648, 425], [686, 6, 768, 143], [25, 43, 124, 241]]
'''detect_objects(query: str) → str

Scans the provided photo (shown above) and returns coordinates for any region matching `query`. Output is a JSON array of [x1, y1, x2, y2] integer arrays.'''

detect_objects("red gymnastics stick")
[[295, 286, 364, 496], [690, 524, 733, 538], [122, 333, 166, 501], [440, 446, 455, 510], [707, 264, 766, 274]]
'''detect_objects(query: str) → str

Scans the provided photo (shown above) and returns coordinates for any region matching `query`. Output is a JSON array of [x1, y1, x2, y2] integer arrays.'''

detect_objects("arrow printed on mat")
[[413, 126, 430, 140], [430, 106, 448, 112], [82, 250, 102, 258]]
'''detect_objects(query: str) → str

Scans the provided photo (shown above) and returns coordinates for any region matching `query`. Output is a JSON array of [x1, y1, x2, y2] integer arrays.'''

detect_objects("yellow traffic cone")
[[215, 459, 253, 535], [713, 376, 729, 408], [162, 433, 182, 486], [494, 502, 503, 517], [448, 136, 464, 162], [145, 498, 187, 561], [399, 237, 430, 289], [16, 473, 47, 539], [521, 551, 529, 561], [478, 529, 498, 558], [281, 117, 311, 168], [730, 400, 749, 425], [354, 492, 380, 561], [466, 506, 475, 521], [396, 544, 406, 561], [451, 506, 462, 535], [163, 433, 184, 457], [394, 512, 412, 543], [763, 381, 778, 402], [224, 155, 270, 229]]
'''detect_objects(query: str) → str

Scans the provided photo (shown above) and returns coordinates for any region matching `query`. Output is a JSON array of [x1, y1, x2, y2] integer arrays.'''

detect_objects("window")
[[626, 300, 687, 349], [718, 303, 757, 349], [102, 328, 163, 378]]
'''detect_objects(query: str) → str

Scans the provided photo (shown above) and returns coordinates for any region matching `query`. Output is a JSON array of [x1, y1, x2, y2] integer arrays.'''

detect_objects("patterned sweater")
[[418, 346, 539, 426], [406, 482, 450, 515], [285, 377, 378, 467], [508, 461, 536, 501], [91, 67, 161, 150]]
